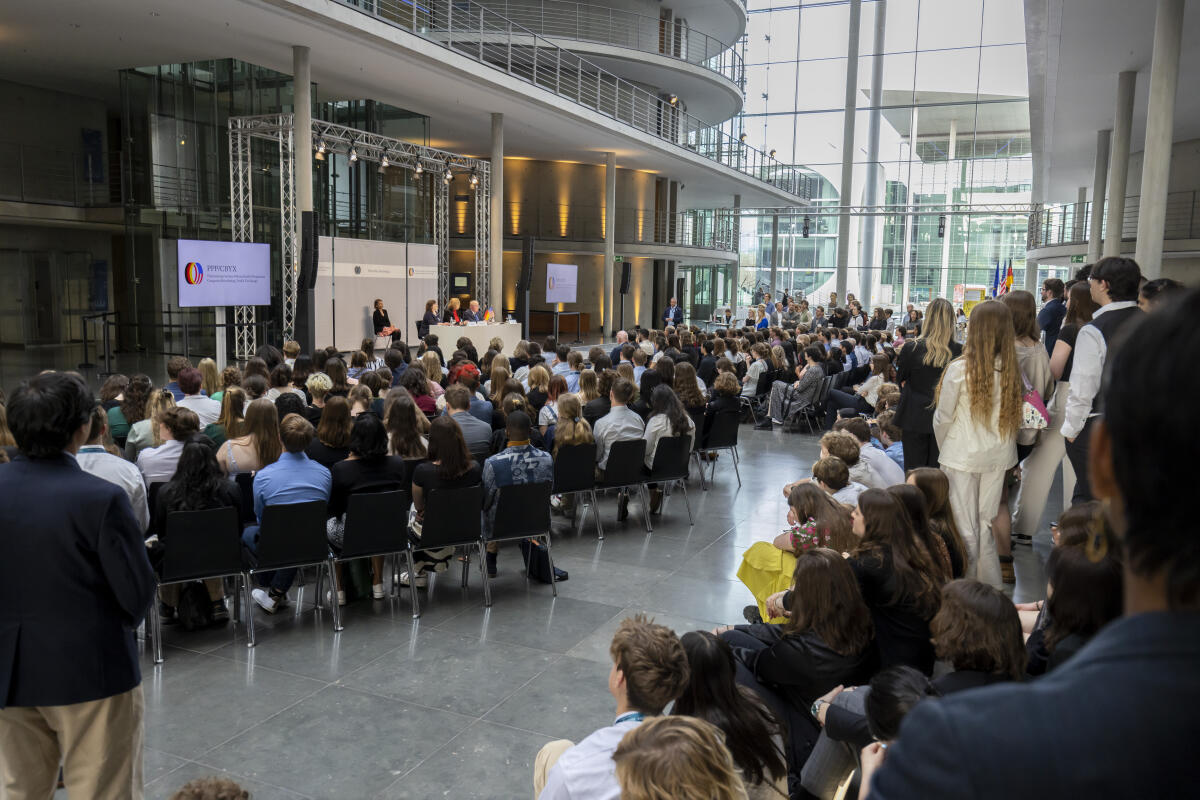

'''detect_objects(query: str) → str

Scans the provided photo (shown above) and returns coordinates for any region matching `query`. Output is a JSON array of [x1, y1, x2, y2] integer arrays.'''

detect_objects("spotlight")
[[668, 94, 678, 106], [349, 145, 358, 163], [379, 153, 390, 174], [769, 148, 777, 158], [739, 132, 747, 144], [469, 169, 479, 188], [414, 161, 424, 176], [315, 139, 326, 161], [442, 160, 452, 184], [179, 136, 187, 146]]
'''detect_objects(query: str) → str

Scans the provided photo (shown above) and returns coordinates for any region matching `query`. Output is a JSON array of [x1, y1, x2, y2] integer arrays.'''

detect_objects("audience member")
[[482, 409, 552, 577], [405, 417, 482, 587], [306, 395, 352, 469], [821, 430, 882, 490], [1038, 278, 1067, 354], [445, 383, 492, 464], [834, 417, 904, 487], [204, 387, 245, 446], [108, 373, 152, 445], [614, 715, 750, 800], [906, 467, 968, 579], [642, 384, 695, 513], [218, 397, 282, 477], [384, 389, 429, 460], [77, 405, 150, 532], [164, 355, 192, 400], [136, 406, 200, 485], [594, 378, 645, 521], [894, 298, 961, 469], [124, 387, 176, 461]]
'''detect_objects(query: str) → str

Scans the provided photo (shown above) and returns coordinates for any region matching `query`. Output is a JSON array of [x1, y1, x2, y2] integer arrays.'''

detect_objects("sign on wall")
[[176, 239, 271, 308]]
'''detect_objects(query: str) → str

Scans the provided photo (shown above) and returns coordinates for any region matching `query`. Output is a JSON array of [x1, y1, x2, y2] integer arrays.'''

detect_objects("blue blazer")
[[871, 612, 1200, 799], [664, 305, 683, 326], [0, 454, 156, 707]]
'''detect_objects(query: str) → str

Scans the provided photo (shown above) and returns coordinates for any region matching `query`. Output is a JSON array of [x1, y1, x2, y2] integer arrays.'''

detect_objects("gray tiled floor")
[[53, 421, 1052, 800]]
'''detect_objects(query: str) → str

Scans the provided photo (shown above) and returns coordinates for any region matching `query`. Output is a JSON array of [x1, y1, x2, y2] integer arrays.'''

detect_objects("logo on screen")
[[184, 262, 204, 285]]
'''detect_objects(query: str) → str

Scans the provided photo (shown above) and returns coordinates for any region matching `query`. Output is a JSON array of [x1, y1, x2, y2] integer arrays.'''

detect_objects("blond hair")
[[146, 389, 177, 446], [552, 394, 594, 454], [937, 300, 1022, 437], [614, 716, 749, 800], [920, 298, 956, 368]]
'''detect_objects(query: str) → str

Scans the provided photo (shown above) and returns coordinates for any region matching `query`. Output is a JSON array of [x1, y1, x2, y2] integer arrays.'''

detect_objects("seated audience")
[[594, 378, 646, 521], [164, 355, 192, 400], [217, 397, 281, 477], [767, 345, 825, 428], [385, 389, 430, 460], [583, 369, 615, 429], [823, 354, 890, 428], [108, 373, 152, 445], [535, 615, 690, 800], [77, 405, 150, 532], [834, 417, 905, 488], [875, 410, 904, 472], [305, 396, 352, 469], [124, 388, 176, 461], [821, 430, 882, 490], [642, 384, 695, 513], [613, 716, 750, 800], [445, 383, 492, 464], [136, 407, 200, 486], [482, 410, 553, 577], [204, 387, 245, 446], [404, 417, 482, 587], [906, 467, 968, 579]]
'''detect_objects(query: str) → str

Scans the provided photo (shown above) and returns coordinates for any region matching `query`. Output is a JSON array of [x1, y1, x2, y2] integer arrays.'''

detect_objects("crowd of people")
[[0, 260, 1194, 799]]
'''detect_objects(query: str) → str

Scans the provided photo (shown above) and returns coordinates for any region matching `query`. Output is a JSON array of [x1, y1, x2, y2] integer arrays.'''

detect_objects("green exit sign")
[[1070, 254, 1085, 263], [614, 256, 623, 262]]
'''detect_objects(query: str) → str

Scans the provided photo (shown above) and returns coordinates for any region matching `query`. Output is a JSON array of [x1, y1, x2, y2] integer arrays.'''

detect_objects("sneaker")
[[326, 589, 347, 607], [742, 604, 764, 624], [550, 494, 565, 511], [617, 491, 629, 521], [398, 571, 428, 589], [1012, 532, 1033, 545], [372, 583, 386, 600], [211, 601, 230, 623], [251, 588, 278, 614], [159, 602, 179, 625], [485, 551, 498, 578]]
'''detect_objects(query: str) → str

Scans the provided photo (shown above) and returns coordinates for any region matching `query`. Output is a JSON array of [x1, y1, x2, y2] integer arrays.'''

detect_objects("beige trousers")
[[532, 739, 574, 799], [943, 465, 1005, 588], [1012, 382, 1076, 537], [0, 685, 144, 800]]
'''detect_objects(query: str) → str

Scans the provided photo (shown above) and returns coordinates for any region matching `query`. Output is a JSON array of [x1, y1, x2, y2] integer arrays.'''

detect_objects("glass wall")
[[737, 0, 1032, 308]]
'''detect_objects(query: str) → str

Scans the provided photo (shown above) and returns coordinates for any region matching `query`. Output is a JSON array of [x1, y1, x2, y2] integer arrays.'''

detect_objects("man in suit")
[[463, 299, 486, 322], [662, 297, 683, 327], [608, 330, 628, 365], [1037, 278, 1067, 355], [0, 372, 156, 799], [863, 289, 1200, 799]]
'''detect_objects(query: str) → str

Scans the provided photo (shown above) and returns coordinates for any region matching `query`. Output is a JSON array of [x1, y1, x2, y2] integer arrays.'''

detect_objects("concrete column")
[[1104, 71, 1136, 256], [835, 0, 862, 303], [489, 113, 504, 316], [859, 0, 886, 309], [1075, 186, 1088, 243], [294, 47, 313, 216], [1135, 0, 1184, 278], [769, 214, 780, 299], [901, 106, 918, 305], [938, 118, 957, 300], [604, 152, 616, 334], [1087, 130, 1109, 263]]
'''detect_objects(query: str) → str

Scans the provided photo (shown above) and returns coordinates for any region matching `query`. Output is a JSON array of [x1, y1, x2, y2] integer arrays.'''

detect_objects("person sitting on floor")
[[613, 716, 751, 800], [534, 615, 690, 800], [834, 416, 905, 487]]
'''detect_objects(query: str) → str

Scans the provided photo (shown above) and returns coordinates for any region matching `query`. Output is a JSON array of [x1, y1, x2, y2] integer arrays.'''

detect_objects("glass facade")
[[736, 0, 1033, 309]]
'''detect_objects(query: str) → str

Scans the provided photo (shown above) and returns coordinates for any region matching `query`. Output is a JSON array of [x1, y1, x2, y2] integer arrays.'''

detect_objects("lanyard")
[[614, 712, 644, 725]]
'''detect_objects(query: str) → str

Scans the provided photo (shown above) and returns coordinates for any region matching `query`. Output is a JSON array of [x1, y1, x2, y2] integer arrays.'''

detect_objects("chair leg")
[[405, 548, 421, 619], [151, 588, 163, 665], [639, 485, 653, 533], [461, 547, 471, 588], [242, 574, 257, 648], [680, 479, 694, 524], [590, 490, 604, 540], [328, 560, 344, 632], [543, 534, 558, 597], [391, 553, 400, 598], [479, 541, 493, 607], [731, 448, 742, 486]]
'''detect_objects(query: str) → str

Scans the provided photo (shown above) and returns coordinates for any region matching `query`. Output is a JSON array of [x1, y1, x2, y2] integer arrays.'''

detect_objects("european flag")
[[991, 262, 1001, 297]]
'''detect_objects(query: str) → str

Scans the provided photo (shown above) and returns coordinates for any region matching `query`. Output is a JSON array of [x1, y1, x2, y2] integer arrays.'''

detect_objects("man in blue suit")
[[662, 297, 683, 327], [863, 290, 1200, 799], [0, 372, 156, 798]]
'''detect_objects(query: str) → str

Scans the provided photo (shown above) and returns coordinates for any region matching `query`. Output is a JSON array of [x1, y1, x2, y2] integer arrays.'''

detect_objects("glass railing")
[[0, 145, 118, 207], [478, 1, 743, 87], [1029, 191, 1200, 248], [337, 0, 806, 198]]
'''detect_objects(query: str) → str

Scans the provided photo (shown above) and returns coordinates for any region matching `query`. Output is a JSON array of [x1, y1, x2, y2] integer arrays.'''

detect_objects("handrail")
[[484, 0, 743, 87], [1028, 191, 1200, 249], [336, 0, 806, 199]]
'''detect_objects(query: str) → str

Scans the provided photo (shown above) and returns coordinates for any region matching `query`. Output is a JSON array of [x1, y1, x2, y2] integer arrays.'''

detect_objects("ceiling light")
[[668, 94, 678, 106], [349, 144, 358, 163], [739, 132, 747, 144], [469, 169, 479, 188], [414, 161, 424, 175], [769, 149, 777, 158], [443, 160, 453, 184], [315, 139, 326, 161]]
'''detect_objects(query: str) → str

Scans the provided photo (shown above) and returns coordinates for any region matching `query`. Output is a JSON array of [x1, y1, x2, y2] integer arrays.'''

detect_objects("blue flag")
[[991, 262, 1001, 297]]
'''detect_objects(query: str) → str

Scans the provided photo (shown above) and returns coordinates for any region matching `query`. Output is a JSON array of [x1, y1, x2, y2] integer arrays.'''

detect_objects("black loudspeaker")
[[299, 210, 320, 290], [619, 262, 631, 294], [518, 234, 535, 290]]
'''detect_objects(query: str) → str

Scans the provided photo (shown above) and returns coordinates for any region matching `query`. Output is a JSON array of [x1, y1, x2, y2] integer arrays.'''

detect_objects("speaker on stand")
[[294, 210, 320, 354], [618, 260, 631, 335], [516, 235, 534, 337]]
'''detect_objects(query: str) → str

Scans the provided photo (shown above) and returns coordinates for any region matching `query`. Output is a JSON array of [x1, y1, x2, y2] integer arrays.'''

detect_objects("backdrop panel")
[[314, 237, 408, 351]]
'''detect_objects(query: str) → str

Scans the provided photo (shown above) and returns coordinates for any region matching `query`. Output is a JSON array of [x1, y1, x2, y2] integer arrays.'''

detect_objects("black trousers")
[[902, 431, 939, 469], [1064, 415, 1097, 505]]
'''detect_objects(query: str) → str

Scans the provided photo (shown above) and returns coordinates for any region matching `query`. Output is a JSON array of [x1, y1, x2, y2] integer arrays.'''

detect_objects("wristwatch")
[[811, 699, 826, 720]]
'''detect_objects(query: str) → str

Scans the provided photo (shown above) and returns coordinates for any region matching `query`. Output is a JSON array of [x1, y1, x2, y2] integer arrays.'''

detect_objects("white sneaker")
[[550, 494, 564, 510], [398, 571, 428, 589], [326, 589, 346, 607], [251, 588, 277, 614], [372, 583, 386, 600]]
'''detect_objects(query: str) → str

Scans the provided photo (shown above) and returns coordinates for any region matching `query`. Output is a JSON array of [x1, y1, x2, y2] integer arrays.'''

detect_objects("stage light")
[[381, 153, 390, 169], [443, 160, 453, 184], [414, 161, 423, 176], [668, 94, 678, 106], [769, 148, 776, 158], [315, 139, 325, 161], [349, 144, 359, 162], [739, 132, 747, 144], [179, 136, 186, 146], [469, 169, 479, 188]]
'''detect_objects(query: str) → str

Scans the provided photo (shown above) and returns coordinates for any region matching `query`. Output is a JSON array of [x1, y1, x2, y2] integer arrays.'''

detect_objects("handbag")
[[1021, 373, 1050, 430]]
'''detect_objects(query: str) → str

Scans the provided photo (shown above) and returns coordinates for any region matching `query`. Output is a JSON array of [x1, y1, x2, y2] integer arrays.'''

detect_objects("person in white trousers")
[[932, 301, 1023, 588]]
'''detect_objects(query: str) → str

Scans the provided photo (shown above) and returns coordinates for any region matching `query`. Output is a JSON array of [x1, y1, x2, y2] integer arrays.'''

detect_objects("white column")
[[1135, 0, 1184, 278], [490, 113, 504, 316], [859, 0, 887, 309], [1104, 71, 1136, 256], [901, 106, 917, 305], [835, 0, 862, 302], [604, 152, 616, 334], [294, 47, 312, 217], [769, 214, 780, 298], [938, 118, 957, 300], [1087, 131, 1109, 263]]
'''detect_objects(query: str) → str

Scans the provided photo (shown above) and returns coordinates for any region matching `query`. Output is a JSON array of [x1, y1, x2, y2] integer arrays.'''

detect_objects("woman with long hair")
[[526, 364, 551, 413], [575, 369, 600, 405], [894, 297, 961, 468], [124, 387, 176, 461], [98, 374, 128, 411], [217, 397, 282, 476], [673, 361, 706, 417], [550, 393, 593, 455], [324, 357, 352, 396], [643, 384, 693, 469], [135, 406, 201, 485], [400, 367, 436, 416], [738, 482, 855, 624], [197, 358, 220, 398], [420, 351, 445, 401], [204, 387, 246, 446], [212, 365, 241, 403], [886, 484, 953, 583], [674, 632, 788, 799], [538, 374, 570, 436], [849, 488, 944, 673], [821, 352, 893, 429], [615, 716, 750, 800], [384, 389, 429, 459], [109, 373, 152, 445], [306, 395, 352, 468], [930, 579, 1027, 686], [933, 300, 1022, 588], [442, 296, 462, 324], [347, 384, 375, 418], [907, 467, 968, 579], [1012, 281, 1100, 544], [485, 362, 510, 405], [404, 416, 481, 586]]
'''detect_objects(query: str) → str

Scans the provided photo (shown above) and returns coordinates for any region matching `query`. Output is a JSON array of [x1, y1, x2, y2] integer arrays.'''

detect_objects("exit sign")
[[1070, 254, 1085, 263], [614, 256, 623, 262]]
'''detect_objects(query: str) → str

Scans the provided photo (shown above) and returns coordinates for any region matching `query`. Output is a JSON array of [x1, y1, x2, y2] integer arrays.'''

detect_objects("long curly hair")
[[938, 300, 1022, 437]]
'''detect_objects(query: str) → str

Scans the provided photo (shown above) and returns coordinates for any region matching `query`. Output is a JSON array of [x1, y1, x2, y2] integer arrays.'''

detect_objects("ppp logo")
[[184, 262, 204, 285]]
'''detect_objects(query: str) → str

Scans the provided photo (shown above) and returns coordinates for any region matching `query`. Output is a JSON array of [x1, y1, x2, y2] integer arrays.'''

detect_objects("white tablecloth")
[[429, 322, 524, 355]]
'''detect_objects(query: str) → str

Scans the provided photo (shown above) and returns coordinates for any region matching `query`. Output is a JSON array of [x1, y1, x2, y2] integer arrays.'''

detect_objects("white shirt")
[[1061, 301, 1138, 440], [594, 406, 645, 470], [859, 442, 905, 487], [136, 438, 185, 486], [643, 413, 695, 468], [76, 445, 151, 531], [540, 718, 642, 800], [178, 393, 221, 427], [932, 358, 1017, 473]]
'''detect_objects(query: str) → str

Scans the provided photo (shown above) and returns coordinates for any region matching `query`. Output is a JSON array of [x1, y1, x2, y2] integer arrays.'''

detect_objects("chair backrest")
[[234, 471, 255, 523], [553, 442, 597, 493], [255, 500, 332, 569], [816, 376, 834, 407], [754, 368, 774, 397], [419, 484, 484, 549], [600, 439, 647, 487], [146, 482, 166, 517], [687, 409, 706, 451], [648, 436, 691, 482], [704, 410, 740, 450], [162, 506, 243, 583], [340, 489, 412, 559], [491, 482, 552, 541]]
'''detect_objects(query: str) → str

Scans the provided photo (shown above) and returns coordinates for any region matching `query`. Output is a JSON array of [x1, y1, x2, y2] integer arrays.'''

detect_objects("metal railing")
[[337, 0, 806, 198], [1029, 191, 1200, 249], [482, 1, 743, 87], [0, 144, 117, 207]]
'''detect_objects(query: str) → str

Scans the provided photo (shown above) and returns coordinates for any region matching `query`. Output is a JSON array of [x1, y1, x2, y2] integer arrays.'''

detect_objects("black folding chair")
[[405, 484, 484, 619], [698, 411, 741, 489], [739, 369, 774, 424], [335, 489, 413, 605], [243, 500, 340, 644], [233, 472, 256, 525], [149, 506, 249, 664], [645, 436, 693, 528], [597, 439, 652, 533], [552, 442, 602, 539], [486, 481, 557, 606]]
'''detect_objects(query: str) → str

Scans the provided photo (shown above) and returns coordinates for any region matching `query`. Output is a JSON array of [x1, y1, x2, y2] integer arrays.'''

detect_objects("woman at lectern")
[[372, 298, 401, 343], [443, 297, 463, 325]]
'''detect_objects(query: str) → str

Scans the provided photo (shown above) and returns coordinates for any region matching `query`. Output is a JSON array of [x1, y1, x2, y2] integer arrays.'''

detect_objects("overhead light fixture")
[[179, 135, 187, 146], [769, 148, 777, 158], [414, 161, 424, 176], [469, 169, 479, 188], [349, 144, 358, 163], [379, 153, 390, 174], [668, 94, 678, 106], [739, 132, 747, 144], [315, 139, 326, 161], [443, 160, 453, 184]]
